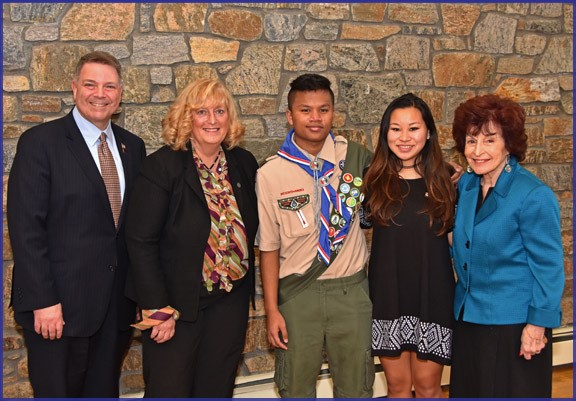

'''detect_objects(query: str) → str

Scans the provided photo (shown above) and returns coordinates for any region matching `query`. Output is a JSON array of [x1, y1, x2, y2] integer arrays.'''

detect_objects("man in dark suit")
[[7, 51, 146, 397]]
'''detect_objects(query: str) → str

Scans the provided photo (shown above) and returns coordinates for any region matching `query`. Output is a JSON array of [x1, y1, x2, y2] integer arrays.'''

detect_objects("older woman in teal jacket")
[[449, 94, 564, 398]]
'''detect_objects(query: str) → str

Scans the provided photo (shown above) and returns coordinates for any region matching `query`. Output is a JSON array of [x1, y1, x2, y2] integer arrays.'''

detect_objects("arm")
[[260, 250, 288, 350], [7, 131, 64, 339], [518, 185, 564, 359]]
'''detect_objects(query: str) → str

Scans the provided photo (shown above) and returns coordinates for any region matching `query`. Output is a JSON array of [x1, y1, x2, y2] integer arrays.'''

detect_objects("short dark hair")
[[287, 74, 335, 110], [74, 51, 123, 84], [452, 94, 527, 161]]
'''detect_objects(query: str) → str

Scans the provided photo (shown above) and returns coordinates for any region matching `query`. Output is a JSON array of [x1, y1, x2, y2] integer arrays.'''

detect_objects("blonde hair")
[[162, 78, 245, 151]]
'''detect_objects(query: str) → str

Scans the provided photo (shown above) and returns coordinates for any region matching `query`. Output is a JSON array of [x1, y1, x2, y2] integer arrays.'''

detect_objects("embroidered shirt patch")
[[277, 194, 310, 211]]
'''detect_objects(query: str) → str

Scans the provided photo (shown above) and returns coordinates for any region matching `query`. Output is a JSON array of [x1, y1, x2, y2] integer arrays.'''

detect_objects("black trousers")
[[142, 279, 250, 398], [23, 314, 132, 397]]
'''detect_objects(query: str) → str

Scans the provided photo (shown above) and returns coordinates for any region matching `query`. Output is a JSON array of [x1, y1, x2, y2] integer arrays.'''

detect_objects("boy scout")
[[256, 74, 374, 397]]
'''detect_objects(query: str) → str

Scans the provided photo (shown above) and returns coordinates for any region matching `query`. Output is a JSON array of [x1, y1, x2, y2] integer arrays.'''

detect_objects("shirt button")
[[463, 263, 468, 271], [109, 265, 115, 272], [465, 240, 470, 248]]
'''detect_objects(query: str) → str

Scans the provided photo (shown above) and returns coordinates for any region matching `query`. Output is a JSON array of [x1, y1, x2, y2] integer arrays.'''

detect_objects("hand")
[[33, 303, 65, 340], [150, 316, 176, 343], [448, 161, 464, 185], [266, 309, 289, 350], [519, 324, 547, 360]]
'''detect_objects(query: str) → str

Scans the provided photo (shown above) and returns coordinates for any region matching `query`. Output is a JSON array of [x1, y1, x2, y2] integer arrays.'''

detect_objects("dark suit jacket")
[[7, 111, 146, 337], [125, 144, 259, 322]]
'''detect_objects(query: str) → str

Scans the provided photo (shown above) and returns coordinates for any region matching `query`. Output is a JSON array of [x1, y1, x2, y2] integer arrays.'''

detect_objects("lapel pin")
[[121, 143, 127, 153]]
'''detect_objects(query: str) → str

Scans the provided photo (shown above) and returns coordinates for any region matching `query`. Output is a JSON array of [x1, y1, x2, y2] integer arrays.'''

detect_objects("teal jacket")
[[452, 156, 564, 328]]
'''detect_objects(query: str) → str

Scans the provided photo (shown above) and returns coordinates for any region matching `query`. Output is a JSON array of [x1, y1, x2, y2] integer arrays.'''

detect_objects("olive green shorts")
[[275, 270, 375, 398]]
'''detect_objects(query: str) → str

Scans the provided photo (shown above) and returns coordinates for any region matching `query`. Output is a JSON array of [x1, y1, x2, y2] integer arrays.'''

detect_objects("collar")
[[72, 106, 113, 147]]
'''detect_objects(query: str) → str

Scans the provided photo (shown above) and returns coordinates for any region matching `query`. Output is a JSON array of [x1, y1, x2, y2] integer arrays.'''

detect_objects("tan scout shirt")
[[256, 135, 368, 279]]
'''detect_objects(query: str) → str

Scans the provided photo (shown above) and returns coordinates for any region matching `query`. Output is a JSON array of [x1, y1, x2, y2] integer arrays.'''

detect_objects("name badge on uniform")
[[278, 194, 310, 228]]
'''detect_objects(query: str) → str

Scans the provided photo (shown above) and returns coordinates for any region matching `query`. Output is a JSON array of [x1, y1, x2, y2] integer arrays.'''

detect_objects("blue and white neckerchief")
[[277, 129, 351, 266]]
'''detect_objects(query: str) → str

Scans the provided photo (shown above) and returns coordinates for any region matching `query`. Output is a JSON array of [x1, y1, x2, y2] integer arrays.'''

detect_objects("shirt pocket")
[[276, 194, 315, 238]]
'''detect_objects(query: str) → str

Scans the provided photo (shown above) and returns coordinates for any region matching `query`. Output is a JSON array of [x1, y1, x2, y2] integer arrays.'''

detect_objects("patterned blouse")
[[193, 148, 249, 293]]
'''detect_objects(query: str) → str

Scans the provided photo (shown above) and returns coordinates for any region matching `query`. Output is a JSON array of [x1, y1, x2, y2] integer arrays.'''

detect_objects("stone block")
[[341, 74, 405, 124], [208, 10, 262, 41], [3, 76, 30, 92], [3, 25, 26, 71], [3, 224, 12, 261], [433, 53, 495, 87], [244, 352, 275, 374], [524, 19, 562, 34], [306, 3, 349, 20], [61, 4, 135, 41], [17, 357, 27, 377], [538, 165, 572, 191], [264, 13, 307, 42], [30, 44, 90, 92], [3, 175, 8, 212], [497, 57, 534, 75], [334, 129, 368, 148], [2, 381, 33, 398], [515, 34, 547, 56], [474, 13, 517, 54], [151, 87, 175, 103], [441, 4, 481, 36], [239, 97, 277, 116], [535, 36, 573, 74], [3, 335, 23, 352], [123, 106, 169, 149], [564, 4, 573, 33], [3, 124, 27, 139], [330, 44, 379, 72], [9, 3, 65, 22], [304, 22, 338, 41], [3, 96, 17, 122], [389, 3, 438, 24], [190, 37, 240, 63], [174, 65, 218, 95], [24, 23, 58, 41], [284, 44, 327, 72], [21, 95, 61, 113], [546, 138, 573, 163], [153, 3, 207, 32], [121, 372, 144, 393], [243, 318, 269, 353], [150, 67, 172, 85], [415, 90, 445, 122], [226, 45, 282, 95], [544, 117, 573, 137], [94, 44, 131, 60], [433, 37, 467, 51], [495, 77, 561, 103], [530, 3, 563, 17], [262, 115, 290, 138], [351, 3, 386, 22], [560, 92, 573, 114], [341, 24, 400, 40], [132, 35, 189, 65], [403, 71, 433, 87], [121, 348, 142, 372], [497, 3, 529, 15], [122, 67, 150, 104], [386, 35, 430, 71], [242, 118, 265, 138]]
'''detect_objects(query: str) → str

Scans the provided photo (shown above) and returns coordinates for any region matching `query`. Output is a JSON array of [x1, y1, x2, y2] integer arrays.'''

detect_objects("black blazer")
[[7, 112, 146, 337], [125, 144, 259, 322]]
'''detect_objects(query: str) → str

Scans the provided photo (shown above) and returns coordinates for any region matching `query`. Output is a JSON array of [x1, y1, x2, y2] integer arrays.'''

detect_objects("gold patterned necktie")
[[98, 132, 121, 228]]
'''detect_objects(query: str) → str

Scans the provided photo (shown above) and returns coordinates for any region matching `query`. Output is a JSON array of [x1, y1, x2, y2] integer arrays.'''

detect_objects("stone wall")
[[2, 2, 573, 397]]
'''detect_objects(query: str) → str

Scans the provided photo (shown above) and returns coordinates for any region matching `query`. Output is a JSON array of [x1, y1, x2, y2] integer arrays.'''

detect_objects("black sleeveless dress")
[[368, 178, 454, 365]]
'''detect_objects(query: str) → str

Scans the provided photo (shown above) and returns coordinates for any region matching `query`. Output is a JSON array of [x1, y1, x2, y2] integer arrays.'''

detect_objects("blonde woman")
[[126, 78, 259, 397]]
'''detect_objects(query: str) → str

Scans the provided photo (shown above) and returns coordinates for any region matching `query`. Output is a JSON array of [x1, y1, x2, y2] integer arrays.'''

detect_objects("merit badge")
[[346, 197, 357, 207], [339, 218, 346, 228], [339, 159, 345, 170], [343, 173, 353, 183], [339, 193, 346, 201], [350, 187, 360, 198], [353, 177, 363, 187], [359, 193, 365, 202], [331, 214, 340, 225], [340, 183, 350, 194], [328, 227, 336, 237]]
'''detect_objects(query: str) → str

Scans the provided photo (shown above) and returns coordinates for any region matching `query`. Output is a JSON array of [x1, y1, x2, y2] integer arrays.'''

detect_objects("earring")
[[504, 154, 511, 173], [466, 165, 473, 173]]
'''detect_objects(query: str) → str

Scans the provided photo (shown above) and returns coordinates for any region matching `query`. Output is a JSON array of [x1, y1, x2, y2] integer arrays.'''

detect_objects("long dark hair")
[[363, 93, 455, 235]]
